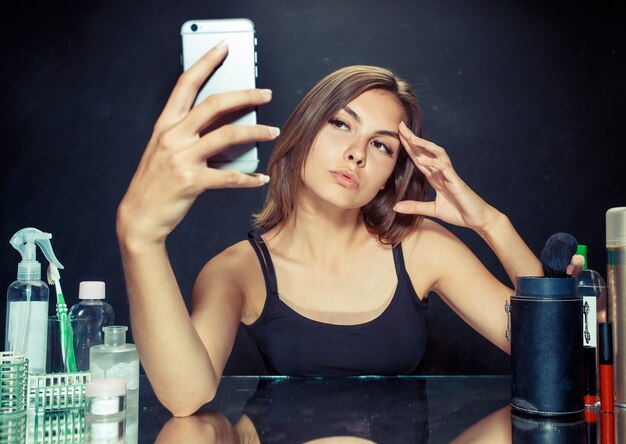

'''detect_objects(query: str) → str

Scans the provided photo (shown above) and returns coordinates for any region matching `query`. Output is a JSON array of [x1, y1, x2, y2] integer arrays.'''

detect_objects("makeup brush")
[[540, 232, 578, 278]]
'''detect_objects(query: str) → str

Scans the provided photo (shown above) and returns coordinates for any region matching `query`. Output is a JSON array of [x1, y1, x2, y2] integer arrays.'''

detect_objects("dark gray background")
[[1, 0, 624, 375]]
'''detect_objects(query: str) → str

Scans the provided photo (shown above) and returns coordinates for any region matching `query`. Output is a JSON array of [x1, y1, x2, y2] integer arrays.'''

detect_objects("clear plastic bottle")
[[5, 228, 64, 374], [577, 245, 607, 346], [68, 281, 115, 372], [6, 281, 48, 374], [577, 244, 607, 406], [89, 326, 139, 411]]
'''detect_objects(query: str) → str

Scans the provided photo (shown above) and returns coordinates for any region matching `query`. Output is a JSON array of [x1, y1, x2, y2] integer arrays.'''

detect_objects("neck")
[[269, 200, 372, 263]]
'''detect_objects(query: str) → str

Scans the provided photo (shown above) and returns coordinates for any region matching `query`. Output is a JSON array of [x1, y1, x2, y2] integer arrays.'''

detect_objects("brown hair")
[[254, 65, 428, 245]]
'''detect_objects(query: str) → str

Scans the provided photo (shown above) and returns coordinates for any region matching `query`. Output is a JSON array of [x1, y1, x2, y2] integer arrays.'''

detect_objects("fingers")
[[399, 134, 447, 180], [399, 121, 449, 161], [156, 41, 229, 129], [393, 200, 436, 217], [399, 122, 460, 184], [190, 124, 280, 160], [200, 169, 271, 190], [182, 88, 273, 135], [399, 125, 448, 174], [566, 254, 585, 277]]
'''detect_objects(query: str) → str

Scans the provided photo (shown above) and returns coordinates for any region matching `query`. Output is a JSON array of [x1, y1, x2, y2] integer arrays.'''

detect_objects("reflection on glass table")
[[145, 376, 625, 444], [6, 375, 623, 442], [0, 399, 138, 443]]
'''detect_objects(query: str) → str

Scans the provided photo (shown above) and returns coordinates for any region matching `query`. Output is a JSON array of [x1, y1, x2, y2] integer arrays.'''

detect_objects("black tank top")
[[243, 231, 428, 376]]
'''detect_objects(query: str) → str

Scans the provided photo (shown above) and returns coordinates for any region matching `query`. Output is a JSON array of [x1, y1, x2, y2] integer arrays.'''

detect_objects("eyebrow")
[[342, 105, 400, 140]]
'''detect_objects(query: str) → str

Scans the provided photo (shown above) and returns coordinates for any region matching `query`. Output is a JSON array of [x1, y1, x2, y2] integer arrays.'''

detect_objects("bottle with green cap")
[[577, 245, 607, 331], [576, 244, 607, 406]]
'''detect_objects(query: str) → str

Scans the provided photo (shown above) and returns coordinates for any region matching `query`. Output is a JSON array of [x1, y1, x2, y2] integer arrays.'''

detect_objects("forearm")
[[476, 211, 543, 286], [118, 236, 218, 415]]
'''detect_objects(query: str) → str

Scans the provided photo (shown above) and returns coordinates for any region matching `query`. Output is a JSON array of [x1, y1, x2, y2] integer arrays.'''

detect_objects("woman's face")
[[301, 88, 405, 210]]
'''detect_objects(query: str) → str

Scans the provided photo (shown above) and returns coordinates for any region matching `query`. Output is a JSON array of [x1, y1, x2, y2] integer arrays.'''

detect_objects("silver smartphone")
[[181, 19, 259, 173]]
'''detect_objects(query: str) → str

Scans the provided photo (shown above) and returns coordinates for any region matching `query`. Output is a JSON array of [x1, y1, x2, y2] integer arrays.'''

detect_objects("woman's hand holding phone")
[[117, 42, 279, 249]]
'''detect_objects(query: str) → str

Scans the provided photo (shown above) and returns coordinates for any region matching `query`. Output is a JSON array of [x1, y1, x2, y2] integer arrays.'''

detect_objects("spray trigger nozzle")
[[10, 227, 63, 281]]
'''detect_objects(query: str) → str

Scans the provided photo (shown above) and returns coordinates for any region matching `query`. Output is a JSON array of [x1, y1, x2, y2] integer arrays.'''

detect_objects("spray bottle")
[[5, 228, 63, 374], [606, 207, 626, 408]]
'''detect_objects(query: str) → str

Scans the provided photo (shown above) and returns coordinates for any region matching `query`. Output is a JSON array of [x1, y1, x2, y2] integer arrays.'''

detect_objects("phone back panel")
[[181, 19, 258, 172]]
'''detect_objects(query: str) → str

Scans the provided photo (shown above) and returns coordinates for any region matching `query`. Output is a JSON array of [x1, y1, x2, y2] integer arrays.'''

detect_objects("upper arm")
[[406, 219, 512, 353], [190, 244, 246, 379]]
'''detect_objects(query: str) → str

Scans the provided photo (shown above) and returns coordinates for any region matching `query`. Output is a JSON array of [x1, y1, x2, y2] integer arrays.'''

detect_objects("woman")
[[116, 41, 543, 417]]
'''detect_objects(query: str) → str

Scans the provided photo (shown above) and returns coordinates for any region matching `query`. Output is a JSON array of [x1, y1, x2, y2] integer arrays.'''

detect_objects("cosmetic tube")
[[606, 207, 626, 407]]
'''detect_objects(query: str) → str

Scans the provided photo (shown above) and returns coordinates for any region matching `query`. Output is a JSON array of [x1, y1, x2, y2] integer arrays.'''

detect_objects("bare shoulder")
[[195, 240, 257, 290], [404, 217, 469, 259], [401, 218, 476, 294], [193, 239, 266, 324]]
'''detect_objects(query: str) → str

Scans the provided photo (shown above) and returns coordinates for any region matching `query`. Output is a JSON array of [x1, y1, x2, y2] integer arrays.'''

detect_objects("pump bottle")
[[5, 228, 63, 374]]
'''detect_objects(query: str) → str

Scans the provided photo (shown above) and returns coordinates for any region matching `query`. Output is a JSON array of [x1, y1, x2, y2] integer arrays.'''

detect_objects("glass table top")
[[142, 375, 623, 443], [3, 375, 623, 443]]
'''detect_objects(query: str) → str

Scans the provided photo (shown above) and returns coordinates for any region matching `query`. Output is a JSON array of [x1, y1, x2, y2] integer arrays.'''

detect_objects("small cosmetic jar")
[[86, 379, 127, 416], [85, 379, 126, 443]]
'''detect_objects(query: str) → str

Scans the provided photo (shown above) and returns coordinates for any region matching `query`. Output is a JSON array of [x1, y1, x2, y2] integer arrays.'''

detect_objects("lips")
[[330, 169, 360, 189]]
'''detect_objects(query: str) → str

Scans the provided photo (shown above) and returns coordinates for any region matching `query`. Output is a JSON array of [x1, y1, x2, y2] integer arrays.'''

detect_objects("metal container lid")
[[515, 276, 577, 298]]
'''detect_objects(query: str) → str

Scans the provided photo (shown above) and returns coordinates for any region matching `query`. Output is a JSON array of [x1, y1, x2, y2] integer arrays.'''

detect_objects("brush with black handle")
[[540, 232, 585, 278]]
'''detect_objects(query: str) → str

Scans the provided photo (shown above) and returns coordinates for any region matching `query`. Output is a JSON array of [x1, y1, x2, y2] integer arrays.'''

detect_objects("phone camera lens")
[[191, 23, 198, 32]]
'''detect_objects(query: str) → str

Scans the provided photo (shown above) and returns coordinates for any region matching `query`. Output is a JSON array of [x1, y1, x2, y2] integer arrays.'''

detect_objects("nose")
[[345, 143, 366, 167]]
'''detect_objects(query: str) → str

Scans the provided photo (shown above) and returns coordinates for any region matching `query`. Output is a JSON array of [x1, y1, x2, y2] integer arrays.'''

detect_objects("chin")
[[302, 180, 379, 211], [324, 190, 378, 211]]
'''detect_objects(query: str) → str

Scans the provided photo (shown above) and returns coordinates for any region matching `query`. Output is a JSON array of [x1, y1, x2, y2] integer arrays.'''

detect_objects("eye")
[[328, 118, 349, 130], [372, 140, 394, 156]]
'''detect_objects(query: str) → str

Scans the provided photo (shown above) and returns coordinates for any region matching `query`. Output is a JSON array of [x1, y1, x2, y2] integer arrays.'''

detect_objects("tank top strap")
[[392, 243, 408, 280], [247, 230, 279, 297]]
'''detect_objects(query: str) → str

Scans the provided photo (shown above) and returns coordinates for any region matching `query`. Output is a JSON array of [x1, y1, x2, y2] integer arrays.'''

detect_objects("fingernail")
[[268, 126, 280, 138], [215, 39, 228, 50], [260, 89, 272, 100], [259, 174, 270, 184]]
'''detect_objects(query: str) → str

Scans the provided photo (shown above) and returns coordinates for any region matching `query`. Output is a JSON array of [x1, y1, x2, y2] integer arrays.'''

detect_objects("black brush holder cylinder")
[[509, 276, 584, 417]]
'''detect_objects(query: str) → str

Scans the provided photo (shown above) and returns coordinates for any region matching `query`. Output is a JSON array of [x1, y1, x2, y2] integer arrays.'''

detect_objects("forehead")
[[343, 89, 406, 127]]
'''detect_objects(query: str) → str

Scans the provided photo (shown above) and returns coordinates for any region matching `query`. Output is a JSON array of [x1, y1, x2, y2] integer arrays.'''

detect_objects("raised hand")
[[393, 121, 498, 232], [117, 41, 280, 247]]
